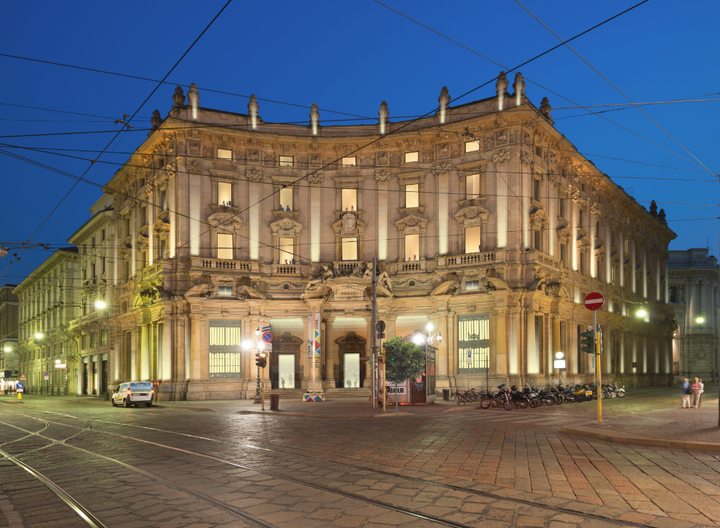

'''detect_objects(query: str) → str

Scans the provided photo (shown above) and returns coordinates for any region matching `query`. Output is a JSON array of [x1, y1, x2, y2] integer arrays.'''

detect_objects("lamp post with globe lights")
[[242, 328, 266, 405]]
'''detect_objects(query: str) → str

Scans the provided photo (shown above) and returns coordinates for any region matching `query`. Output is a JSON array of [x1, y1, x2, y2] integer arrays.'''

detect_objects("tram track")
[[0, 409, 661, 528]]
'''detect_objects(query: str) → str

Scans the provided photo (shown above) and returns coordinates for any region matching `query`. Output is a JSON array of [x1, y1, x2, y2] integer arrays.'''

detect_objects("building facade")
[[89, 76, 676, 401], [14, 249, 80, 395], [668, 248, 719, 380], [0, 284, 19, 387]]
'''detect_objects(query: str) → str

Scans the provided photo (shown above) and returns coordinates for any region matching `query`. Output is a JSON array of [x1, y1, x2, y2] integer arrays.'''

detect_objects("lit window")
[[405, 151, 418, 163], [217, 148, 232, 160], [466, 174, 480, 199], [404, 234, 419, 261], [279, 155, 293, 167], [465, 226, 481, 254], [279, 188, 293, 211], [406, 184, 419, 208], [466, 281, 480, 291], [217, 233, 233, 260], [218, 286, 232, 296], [465, 140, 480, 153], [341, 238, 358, 261], [341, 189, 357, 211], [279, 237, 294, 264], [341, 157, 356, 167], [218, 182, 232, 206]]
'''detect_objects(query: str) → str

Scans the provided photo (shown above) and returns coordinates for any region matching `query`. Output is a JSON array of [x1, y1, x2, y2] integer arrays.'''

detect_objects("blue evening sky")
[[0, 0, 717, 283]]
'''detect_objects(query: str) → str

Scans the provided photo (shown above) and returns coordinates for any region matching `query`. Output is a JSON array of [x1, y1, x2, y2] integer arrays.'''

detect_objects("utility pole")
[[371, 258, 378, 409]]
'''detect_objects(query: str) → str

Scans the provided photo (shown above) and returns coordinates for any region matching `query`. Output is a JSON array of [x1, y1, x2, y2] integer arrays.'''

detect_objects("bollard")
[[17, 393, 22, 401]]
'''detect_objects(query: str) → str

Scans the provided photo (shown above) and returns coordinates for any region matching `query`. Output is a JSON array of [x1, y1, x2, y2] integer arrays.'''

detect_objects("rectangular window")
[[405, 184, 419, 208], [560, 198, 567, 218], [466, 174, 481, 199], [624, 239, 629, 254], [217, 233, 233, 260], [465, 140, 480, 153], [341, 189, 357, 211], [208, 320, 242, 379], [534, 230, 541, 251], [465, 226, 481, 254], [458, 314, 490, 371], [279, 188, 293, 211], [218, 182, 232, 206], [404, 151, 418, 163], [341, 238, 358, 261], [279, 237, 294, 264], [160, 189, 167, 210], [404, 234, 419, 261], [279, 155, 293, 167], [466, 281, 480, 291], [533, 179, 541, 201], [218, 286, 232, 296], [101, 330, 107, 347], [341, 157, 356, 167], [125, 218, 131, 237], [579, 209, 586, 231], [217, 148, 232, 160]]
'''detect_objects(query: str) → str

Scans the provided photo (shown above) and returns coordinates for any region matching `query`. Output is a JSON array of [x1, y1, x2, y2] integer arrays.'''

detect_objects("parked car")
[[111, 381, 154, 408]]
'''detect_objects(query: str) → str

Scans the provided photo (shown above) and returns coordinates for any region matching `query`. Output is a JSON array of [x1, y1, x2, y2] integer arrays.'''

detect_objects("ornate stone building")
[[14, 248, 79, 395], [668, 248, 719, 379], [85, 75, 676, 401]]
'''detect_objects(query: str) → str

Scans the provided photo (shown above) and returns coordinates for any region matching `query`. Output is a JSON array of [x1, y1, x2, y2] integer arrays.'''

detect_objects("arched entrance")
[[334, 332, 367, 388], [270, 332, 303, 389]]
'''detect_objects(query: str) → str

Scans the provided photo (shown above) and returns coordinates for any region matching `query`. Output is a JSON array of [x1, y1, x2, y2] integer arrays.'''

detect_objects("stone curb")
[[237, 410, 414, 418], [561, 425, 720, 451]]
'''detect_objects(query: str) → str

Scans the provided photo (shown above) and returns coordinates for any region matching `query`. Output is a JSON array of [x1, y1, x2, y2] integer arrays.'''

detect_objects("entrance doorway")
[[334, 332, 367, 388], [344, 353, 360, 388], [269, 332, 303, 389], [278, 354, 295, 389]]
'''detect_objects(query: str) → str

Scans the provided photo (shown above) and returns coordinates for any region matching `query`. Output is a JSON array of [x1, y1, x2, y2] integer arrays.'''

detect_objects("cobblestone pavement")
[[0, 387, 718, 528]]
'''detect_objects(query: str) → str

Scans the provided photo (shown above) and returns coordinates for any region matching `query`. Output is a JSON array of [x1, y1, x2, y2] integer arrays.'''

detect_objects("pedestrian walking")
[[692, 377, 700, 408], [695, 378, 704, 408], [681, 378, 692, 408]]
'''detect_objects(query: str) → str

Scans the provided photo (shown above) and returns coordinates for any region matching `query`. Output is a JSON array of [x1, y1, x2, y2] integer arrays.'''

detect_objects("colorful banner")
[[307, 313, 313, 357], [313, 312, 321, 357]]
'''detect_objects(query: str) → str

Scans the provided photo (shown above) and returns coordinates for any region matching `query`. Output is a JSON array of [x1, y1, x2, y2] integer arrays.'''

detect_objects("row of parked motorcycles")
[[454, 383, 627, 411]]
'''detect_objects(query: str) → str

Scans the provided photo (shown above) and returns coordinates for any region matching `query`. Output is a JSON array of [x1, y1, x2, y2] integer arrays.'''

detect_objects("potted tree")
[[383, 336, 425, 410]]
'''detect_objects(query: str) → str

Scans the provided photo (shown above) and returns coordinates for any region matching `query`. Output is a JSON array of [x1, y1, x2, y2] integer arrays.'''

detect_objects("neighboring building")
[[0, 284, 19, 387], [14, 248, 79, 395], [90, 77, 676, 401], [668, 248, 719, 380], [66, 194, 116, 396]]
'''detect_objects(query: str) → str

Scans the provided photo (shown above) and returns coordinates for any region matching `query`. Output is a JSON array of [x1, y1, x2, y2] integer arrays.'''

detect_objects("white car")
[[111, 382, 154, 408]]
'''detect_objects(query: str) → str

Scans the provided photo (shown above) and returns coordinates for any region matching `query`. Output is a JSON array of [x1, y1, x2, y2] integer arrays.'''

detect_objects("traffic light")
[[580, 329, 595, 354], [255, 351, 267, 368]]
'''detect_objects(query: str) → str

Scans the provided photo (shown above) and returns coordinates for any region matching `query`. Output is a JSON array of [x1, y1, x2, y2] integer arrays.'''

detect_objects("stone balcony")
[[68, 309, 111, 331], [191, 257, 257, 273]]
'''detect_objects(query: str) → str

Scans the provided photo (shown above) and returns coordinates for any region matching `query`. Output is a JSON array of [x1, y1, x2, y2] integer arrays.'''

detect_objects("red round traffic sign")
[[583, 292, 605, 311], [262, 331, 273, 343]]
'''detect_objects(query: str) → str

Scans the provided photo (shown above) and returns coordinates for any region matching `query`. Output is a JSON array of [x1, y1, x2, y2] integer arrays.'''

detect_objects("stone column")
[[492, 309, 507, 377], [161, 317, 172, 382], [630, 239, 636, 294], [189, 315, 208, 381]]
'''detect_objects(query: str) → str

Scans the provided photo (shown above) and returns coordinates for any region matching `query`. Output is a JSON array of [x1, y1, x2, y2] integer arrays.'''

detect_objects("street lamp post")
[[242, 328, 265, 404]]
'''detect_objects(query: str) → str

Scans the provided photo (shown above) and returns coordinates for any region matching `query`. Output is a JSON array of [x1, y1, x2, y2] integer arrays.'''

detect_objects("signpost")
[[44, 371, 49, 397], [466, 349, 472, 390], [584, 292, 605, 423], [16, 381, 23, 400]]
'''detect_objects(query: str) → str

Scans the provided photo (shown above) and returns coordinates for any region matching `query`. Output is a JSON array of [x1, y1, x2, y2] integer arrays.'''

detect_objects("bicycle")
[[369, 392, 394, 407]]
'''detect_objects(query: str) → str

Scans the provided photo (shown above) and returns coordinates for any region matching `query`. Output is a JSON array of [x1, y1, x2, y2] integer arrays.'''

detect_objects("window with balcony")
[[279, 237, 294, 264], [341, 157, 356, 167], [279, 155, 293, 167], [279, 187, 293, 211], [405, 151, 418, 163], [465, 140, 480, 153], [533, 178, 541, 201], [405, 184, 419, 208], [218, 286, 232, 296], [404, 234, 419, 261], [218, 182, 232, 206], [217, 148, 232, 160], [341, 189, 357, 211], [341, 238, 358, 261], [465, 226, 481, 254], [217, 233, 233, 260]]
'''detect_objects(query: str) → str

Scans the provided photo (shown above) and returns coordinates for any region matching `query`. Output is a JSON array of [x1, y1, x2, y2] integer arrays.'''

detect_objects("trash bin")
[[442, 389, 450, 401], [270, 394, 280, 411]]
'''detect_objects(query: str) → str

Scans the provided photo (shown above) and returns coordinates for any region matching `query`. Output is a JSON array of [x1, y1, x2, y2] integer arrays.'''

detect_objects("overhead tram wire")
[[514, 0, 716, 179], [0, 0, 235, 280], [0, 53, 371, 121], [371, 0, 713, 173]]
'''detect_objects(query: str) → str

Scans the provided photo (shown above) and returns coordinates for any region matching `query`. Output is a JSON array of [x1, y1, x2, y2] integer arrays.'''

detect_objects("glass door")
[[344, 353, 360, 388], [278, 354, 295, 389]]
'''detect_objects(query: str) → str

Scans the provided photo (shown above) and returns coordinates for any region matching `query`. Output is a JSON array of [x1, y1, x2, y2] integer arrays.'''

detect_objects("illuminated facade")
[[0, 284, 19, 386], [668, 248, 719, 379], [20, 76, 678, 400]]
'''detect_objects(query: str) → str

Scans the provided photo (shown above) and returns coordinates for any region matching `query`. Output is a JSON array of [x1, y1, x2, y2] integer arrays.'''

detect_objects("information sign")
[[466, 349, 472, 364], [16, 382, 24, 389]]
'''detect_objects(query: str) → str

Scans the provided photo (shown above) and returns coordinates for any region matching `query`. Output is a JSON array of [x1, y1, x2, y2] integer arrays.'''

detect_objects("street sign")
[[20, 374, 26, 380], [583, 292, 605, 311], [264, 343, 272, 354], [262, 326, 271, 333], [467, 349, 472, 364], [16, 382, 24, 389], [43, 371, 49, 380], [262, 331, 273, 343]]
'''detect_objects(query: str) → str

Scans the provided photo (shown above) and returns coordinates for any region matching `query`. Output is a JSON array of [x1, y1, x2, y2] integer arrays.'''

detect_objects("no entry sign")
[[583, 292, 605, 311]]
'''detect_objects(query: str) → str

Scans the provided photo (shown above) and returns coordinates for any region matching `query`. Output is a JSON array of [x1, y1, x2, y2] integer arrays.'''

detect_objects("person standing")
[[695, 378, 704, 408], [691, 377, 700, 408], [681, 378, 691, 408]]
